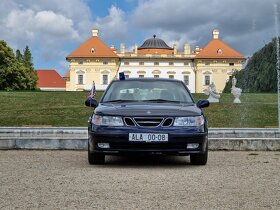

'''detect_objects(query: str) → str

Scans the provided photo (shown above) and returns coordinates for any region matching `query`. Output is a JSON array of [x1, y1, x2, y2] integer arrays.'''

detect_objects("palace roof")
[[66, 36, 118, 58], [64, 70, 70, 78], [196, 39, 244, 59], [37, 70, 66, 88], [138, 35, 173, 50]]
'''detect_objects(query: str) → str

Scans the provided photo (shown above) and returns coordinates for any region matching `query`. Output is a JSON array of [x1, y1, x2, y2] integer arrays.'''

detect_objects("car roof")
[[112, 78, 183, 83]]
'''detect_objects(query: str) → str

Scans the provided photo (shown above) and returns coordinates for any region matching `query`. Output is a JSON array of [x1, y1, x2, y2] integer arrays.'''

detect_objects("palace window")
[[169, 62, 174, 66], [169, 75, 174, 79], [102, 75, 108, 85], [125, 75, 129, 78], [139, 62, 144, 65], [217, 48, 223, 54], [78, 75, 84, 84], [229, 63, 234, 66], [124, 62, 129, 65], [184, 62, 189, 66], [139, 75, 144, 78], [154, 75, 159, 78], [204, 75, 210, 85], [154, 62, 159, 66], [103, 61, 108, 65], [78, 60, 83, 65], [205, 61, 210, 65], [184, 75, 189, 86]]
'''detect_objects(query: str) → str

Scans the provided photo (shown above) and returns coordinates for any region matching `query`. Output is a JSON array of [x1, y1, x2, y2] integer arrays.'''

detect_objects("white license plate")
[[129, 133, 168, 142]]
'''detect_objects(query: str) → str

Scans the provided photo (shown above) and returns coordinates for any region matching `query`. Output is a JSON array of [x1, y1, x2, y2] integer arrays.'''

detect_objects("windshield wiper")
[[142, 99, 181, 103], [103, 99, 137, 103]]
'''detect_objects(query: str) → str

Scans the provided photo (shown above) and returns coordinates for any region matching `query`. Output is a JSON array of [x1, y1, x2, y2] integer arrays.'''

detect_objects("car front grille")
[[134, 117, 163, 127], [124, 117, 173, 127]]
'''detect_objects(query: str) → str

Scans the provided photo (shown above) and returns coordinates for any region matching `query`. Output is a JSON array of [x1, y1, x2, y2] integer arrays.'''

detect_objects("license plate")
[[129, 133, 168, 142]]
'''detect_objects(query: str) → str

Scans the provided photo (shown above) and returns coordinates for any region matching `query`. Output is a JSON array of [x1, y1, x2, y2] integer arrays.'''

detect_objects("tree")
[[0, 41, 38, 90], [0, 40, 14, 68], [22, 45, 38, 89], [23, 46, 33, 70], [223, 37, 280, 93], [15, 49, 23, 62]]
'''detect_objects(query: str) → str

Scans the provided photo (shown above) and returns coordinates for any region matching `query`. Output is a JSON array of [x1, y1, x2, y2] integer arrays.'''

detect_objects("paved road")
[[0, 151, 279, 210]]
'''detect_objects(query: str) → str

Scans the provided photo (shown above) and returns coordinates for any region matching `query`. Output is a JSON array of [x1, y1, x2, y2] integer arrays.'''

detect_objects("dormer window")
[[217, 48, 222, 54], [90, 48, 95, 53]]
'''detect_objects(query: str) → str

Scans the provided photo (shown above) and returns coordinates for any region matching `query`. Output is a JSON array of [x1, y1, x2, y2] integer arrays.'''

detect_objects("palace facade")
[[65, 29, 245, 93]]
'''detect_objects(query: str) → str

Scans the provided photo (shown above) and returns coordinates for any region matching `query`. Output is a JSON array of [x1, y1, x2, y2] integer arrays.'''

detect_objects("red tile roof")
[[196, 39, 244, 59], [37, 70, 66, 88], [64, 70, 70, 78], [66, 36, 119, 58]]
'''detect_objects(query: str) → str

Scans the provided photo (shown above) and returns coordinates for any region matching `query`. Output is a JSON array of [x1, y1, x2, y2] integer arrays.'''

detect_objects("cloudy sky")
[[1, 0, 279, 76]]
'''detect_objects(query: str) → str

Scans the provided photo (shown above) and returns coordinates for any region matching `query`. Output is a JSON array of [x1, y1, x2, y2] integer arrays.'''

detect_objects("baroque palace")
[[65, 29, 245, 93]]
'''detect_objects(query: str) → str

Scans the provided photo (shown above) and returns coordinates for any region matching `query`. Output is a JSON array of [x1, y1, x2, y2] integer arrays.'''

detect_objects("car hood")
[[95, 102, 202, 117]]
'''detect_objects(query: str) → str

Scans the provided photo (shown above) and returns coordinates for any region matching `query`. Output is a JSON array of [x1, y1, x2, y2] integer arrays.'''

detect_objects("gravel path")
[[0, 151, 279, 210]]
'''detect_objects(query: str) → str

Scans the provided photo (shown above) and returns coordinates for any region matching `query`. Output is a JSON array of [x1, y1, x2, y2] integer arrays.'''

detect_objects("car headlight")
[[173, 116, 204, 127], [92, 115, 124, 126]]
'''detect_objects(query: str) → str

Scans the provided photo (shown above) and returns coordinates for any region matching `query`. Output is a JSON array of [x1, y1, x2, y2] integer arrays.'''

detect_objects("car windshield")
[[101, 80, 194, 103]]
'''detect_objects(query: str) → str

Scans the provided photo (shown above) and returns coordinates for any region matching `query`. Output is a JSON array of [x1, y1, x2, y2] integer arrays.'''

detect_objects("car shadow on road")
[[90, 155, 201, 168]]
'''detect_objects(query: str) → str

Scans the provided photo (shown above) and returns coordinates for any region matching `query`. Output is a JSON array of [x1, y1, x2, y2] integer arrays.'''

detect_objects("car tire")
[[88, 144, 105, 165], [190, 144, 208, 165]]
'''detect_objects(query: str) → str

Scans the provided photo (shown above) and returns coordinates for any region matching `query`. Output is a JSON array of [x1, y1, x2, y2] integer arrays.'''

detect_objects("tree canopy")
[[0, 41, 37, 90], [223, 37, 280, 93]]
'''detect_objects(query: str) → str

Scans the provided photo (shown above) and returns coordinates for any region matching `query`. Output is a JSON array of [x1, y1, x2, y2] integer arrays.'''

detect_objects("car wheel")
[[88, 143, 105, 165], [190, 144, 208, 165]]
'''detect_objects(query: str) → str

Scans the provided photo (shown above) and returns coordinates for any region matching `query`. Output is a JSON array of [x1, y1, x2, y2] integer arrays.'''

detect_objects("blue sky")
[[1, 0, 279, 76]]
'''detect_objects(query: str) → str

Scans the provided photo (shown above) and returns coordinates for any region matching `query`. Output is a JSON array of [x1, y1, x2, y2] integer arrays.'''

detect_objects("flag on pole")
[[85, 81, 97, 107], [88, 81, 96, 99]]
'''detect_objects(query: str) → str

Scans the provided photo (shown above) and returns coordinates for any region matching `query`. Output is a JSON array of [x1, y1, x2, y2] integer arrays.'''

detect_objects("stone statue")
[[204, 82, 220, 103], [231, 76, 242, 103]]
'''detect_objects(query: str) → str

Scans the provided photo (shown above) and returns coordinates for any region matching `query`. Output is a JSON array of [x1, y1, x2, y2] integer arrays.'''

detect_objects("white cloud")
[[5, 9, 79, 42], [34, 11, 78, 39], [0, 0, 94, 75], [131, 0, 279, 55], [94, 6, 128, 41]]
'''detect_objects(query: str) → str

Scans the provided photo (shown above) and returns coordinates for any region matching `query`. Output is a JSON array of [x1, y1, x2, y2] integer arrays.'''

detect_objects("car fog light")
[[97, 143, 110, 149], [187, 143, 199, 149]]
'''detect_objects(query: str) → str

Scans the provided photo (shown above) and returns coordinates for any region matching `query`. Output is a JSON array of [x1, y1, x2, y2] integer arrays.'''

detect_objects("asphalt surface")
[[0, 151, 279, 210]]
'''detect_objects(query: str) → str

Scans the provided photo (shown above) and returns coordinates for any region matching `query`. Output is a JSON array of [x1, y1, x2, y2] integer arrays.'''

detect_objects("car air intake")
[[162, 118, 173, 127], [124, 117, 136, 126], [134, 117, 163, 127]]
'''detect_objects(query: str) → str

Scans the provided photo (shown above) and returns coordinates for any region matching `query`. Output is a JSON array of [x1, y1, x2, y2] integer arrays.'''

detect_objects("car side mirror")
[[85, 98, 98, 108], [196, 99, 209, 108]]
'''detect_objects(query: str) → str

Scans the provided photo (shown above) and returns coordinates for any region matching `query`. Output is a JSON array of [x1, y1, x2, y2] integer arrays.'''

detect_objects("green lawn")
[[0, 91, 278, 127]]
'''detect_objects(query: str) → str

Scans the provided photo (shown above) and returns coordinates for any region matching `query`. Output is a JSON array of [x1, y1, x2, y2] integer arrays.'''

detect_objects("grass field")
[[0, 91, 277, 127]]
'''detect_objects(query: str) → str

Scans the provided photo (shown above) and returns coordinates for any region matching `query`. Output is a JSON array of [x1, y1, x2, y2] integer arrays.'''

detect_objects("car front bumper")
[[88, 125, 208, 155]]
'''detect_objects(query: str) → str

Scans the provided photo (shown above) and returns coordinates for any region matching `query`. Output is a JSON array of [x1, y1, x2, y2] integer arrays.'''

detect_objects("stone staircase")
[[0, 127, 280, 150]]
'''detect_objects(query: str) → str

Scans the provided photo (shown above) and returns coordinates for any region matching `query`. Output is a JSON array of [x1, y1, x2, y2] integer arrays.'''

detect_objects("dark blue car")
[[86, 78, 209, 165]]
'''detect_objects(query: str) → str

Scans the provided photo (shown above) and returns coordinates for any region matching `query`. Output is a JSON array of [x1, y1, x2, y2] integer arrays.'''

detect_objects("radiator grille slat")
[[134, 117, 163, 127]]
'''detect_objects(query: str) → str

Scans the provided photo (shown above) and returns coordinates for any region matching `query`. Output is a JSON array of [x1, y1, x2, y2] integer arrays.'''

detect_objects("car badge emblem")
[[147, 111, 151, 114]]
